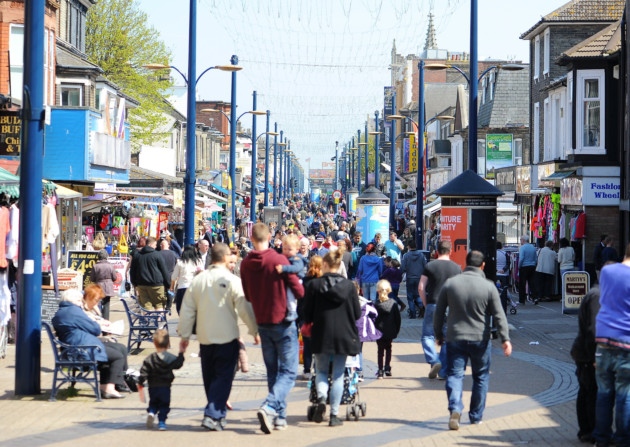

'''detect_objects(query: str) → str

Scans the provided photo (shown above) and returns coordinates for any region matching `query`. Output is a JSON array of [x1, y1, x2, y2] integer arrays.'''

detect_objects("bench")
[[120, 298, 168, 353], [42, 322, 102, 402]]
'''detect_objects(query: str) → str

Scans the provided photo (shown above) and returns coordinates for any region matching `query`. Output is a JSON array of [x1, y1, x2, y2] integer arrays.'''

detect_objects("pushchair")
[[307, 366, 366, 421], [497, 280, 518, 315]]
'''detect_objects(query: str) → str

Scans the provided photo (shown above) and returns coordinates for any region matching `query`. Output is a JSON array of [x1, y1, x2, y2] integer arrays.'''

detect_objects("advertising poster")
[[486, 134, 513, 179], [403, 138, 410, 173], [409, 133, 418, 173], [440, 207, 468, 269], [355, 204, 389, 243]]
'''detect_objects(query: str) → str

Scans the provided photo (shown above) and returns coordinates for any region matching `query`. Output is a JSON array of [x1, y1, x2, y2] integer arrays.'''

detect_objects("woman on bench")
[[52, 287, 128, 399]]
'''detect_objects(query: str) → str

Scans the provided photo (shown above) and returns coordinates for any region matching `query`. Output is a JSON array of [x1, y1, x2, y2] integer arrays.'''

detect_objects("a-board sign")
[[263, 206, 282, 226], [67, 251, 100, 289], [41, 286, 63, 325], [562, 271, 590, 314]]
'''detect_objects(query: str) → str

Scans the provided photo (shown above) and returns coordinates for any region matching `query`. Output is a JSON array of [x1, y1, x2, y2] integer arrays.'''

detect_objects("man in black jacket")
[[130, 237, 171, 310]]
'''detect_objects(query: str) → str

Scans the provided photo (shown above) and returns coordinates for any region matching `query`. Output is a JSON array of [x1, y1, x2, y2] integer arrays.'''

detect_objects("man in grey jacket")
[[401, 238, 427, 318], [434, 250, 512, 431]]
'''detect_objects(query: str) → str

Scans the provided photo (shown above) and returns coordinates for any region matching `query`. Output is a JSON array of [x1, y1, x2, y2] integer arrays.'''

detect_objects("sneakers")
[[449, 412, 461, 430], [357, 373, 364, 382], [201, 416, 224, 431], [429, 363, 442, 379], [384, 366, 392, 377], [146, 412, 155, 429], [329, 415, 343, 427], [301, 372, 312, 381], [158, 421, 167, 431], [377, 369, 384, 379], [257, 406, 275, 434], [274, 418, 288, 431], [313, 399, 326, 423]]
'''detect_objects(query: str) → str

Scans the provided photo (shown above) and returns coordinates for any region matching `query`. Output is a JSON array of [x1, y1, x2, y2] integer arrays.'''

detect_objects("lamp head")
[[142, 63, 170, 70], [249, 110, 267, 116], [200, 108, 219, 113], [368, 131, 382, 136], [215, 65, 243, 72], [385, 115, 406, 121], [424, 63, 450, 71]]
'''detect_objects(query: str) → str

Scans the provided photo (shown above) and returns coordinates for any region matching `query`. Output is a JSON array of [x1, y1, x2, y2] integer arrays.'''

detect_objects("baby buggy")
[[497, 280, 518, 315], [307, 367, 366, 421]]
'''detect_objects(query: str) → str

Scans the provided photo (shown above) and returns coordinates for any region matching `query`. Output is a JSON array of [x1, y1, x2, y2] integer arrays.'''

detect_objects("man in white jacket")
[[178, 243, 260, 431]]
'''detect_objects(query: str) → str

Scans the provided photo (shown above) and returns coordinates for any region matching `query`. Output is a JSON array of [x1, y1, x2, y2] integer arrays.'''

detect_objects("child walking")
[[374, 279, 401, 379], [380, 257, 406, 312], [139, 329, 185, 430]]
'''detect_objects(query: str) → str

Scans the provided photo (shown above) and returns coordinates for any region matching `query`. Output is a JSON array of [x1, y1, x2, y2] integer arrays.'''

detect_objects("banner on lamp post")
[[485, 134, 513, 179]]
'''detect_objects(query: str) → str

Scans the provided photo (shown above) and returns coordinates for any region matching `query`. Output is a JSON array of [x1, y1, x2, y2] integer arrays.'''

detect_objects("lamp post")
[[285, 142, 291, 201], [251, 126, 279, 221], [276, 140, 287, 204], [388, 92, 397, 228], [334, 141, 339, 191], [143, 59, 241, 245]]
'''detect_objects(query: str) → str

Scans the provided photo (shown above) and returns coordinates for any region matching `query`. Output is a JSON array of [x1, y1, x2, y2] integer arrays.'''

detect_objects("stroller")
[[307, 365, 366, 422], [498, 280, 518, 315]]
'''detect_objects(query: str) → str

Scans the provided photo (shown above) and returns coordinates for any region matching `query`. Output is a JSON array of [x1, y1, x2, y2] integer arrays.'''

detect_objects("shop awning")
[[209, 183, 229, 195], [423, 197, 442, 217], [195, 187, 227, 203], [543, 170, 575, 181], [0, 167, 19, 197]]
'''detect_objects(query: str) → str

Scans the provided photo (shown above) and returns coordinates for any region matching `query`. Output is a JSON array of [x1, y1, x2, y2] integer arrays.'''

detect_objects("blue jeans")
[[314, 353, 347, 417], [593, 346, 630, 446], [445, 339, 492, 423], [362, 282, 377, 302], [421, 304, 447, 377], [406, 278, 421, 315], [258, 322, 299, 419]]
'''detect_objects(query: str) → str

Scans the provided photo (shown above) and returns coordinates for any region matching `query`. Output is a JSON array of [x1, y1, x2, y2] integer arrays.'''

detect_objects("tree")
[[86, 0, 172, 152]]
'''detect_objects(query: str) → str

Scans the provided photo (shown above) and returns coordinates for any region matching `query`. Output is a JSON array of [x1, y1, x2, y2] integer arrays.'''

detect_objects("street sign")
[[332, 190, 342, 204]]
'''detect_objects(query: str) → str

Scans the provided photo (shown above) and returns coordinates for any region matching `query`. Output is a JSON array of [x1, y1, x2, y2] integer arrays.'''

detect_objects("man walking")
[[178, 243, 259, 431], [240, 223, 304, 434], [401, 239, 427, 319], [129, 236, 171, 310], [197, 239, 211, 269], [419, 240, 461, 379], [518, 235, 537, 304], [592, 243, 630, 447], [434, 251, 512, 430]]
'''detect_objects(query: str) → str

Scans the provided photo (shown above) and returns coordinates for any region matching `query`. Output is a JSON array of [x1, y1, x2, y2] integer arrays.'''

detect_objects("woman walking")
[[170, 245, 204, 315]]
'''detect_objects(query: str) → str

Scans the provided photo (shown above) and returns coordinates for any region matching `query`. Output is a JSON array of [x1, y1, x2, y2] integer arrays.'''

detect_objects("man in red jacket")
[[240, 223, 304, 434]]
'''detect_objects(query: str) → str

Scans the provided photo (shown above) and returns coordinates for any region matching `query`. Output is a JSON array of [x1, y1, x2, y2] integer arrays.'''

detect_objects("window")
[[533, 103, 540, 163], [543, 28, 550, 75], [576, 69, 605, 154], [477, 139, 486, 176], [61, 85, 83, 106], [481, 77, 487, 105], [514, 139, 523, 165], [489, 72, 495, 101], [534, 35, 540, 81], [544, 98, 550, 160], [9, 25, 23, 103]]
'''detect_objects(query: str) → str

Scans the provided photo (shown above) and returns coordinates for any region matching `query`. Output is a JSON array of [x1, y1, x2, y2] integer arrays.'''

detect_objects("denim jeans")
[[445, 339, 492, 423], [362, 282, 377, 302], [314, 353, 347, 417], [421, 304, 447, 377], [593, 345, 630, 446], [405, 278, 421, 315], [258, 321, 299, 419]]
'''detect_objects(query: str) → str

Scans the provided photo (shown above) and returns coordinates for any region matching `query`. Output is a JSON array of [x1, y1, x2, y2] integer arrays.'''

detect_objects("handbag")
[[123, 369, 140, 392], [118, 233, 128, 254], [93, 232, 106, 250]]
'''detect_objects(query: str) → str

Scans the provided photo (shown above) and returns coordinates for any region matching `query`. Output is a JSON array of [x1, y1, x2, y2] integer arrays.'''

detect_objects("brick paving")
[[0, 292, 585, 447]]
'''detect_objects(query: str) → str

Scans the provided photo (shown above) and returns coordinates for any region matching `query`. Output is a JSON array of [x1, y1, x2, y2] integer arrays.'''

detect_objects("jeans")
[[147, 386, 171, 422], [200, 340, 239, 420], [593, 346, 630, 446], [362, 282, 377, 302], [445, 339, 492, 423], [389, 286, 404, 307], [421, 304, 447, 377], [258, 322, 299, 419], [406, 278, 421, 316], [576, 361, 597, 439], [314, 353, 346, 417], [518, 266, 536, 303], [376, 338, 393, 370]]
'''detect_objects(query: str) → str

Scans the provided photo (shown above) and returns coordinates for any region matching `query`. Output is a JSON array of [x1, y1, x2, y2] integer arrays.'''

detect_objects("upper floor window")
[[534, 35, 540, 81], [543, 28, 550, 75], [61, 84, 83, 106], [576, 69, 605, 154]]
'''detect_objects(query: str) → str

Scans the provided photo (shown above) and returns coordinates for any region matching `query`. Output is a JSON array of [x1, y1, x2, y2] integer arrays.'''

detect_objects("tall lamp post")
[[144, 59, 241, 245], [276, 141, 287, 204], [266, 123, 278, 206], [251, 126, 279, 221]]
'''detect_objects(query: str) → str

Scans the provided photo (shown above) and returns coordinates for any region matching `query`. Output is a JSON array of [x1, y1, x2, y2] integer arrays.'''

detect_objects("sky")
[[137, 0, 569, 171]]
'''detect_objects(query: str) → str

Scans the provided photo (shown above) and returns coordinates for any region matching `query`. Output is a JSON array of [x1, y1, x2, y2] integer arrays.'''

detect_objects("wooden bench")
[[120, 298, 168, 353], [42, 322, 102, 402]]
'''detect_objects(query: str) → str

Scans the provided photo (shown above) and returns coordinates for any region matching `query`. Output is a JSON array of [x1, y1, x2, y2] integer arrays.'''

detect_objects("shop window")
[[61, 85, 83, 106], [576, 69, 605, 154]]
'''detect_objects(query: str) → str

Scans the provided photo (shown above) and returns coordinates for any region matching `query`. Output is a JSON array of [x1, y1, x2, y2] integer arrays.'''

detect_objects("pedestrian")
[[570, 285, 600, 444], [178, 243, 259, 431], [129, 236, 171, 311], [374, 279, 401, 379], [372, 233, 385, 257], [170, 245, 204, 315], [401, 238, 427, 318], [310, 234, 329, 258], [383, 231, 404, 261], [419, 240, 461, 380], [558, 237, 576, 277], [518, 235, 537, 304], [298, 255, 324, 381], [159, 238, 179, 312], [139, 329, 185, 431], [380, 257, 405, 311], [89, 249, 117, 320], [356, 242, 384, 303], [240, 222, 304, 434], [495, 241, 509, 287], [600, 236, 619, 265], [593, 234, 607, 283], [535, 240, 557, 301], [349, 231, 367, 279], [197, 238, 211, 269], [303, 249, 361, 427], [434, 250, 512, 430], [275, 233, 307, 322], [592, 244, 630, 447]]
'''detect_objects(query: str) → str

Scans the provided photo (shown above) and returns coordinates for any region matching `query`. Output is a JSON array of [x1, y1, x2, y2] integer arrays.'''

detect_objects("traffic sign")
[[332, 190, 342, 199]]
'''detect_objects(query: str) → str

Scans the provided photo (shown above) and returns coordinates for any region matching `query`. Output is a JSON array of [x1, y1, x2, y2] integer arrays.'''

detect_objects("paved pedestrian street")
[[0, 294, 585, 447]]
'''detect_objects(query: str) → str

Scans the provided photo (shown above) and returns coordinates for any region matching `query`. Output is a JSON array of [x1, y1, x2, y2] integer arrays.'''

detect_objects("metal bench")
[[42, 322, 102, 402], [120, 298, 168, 353]]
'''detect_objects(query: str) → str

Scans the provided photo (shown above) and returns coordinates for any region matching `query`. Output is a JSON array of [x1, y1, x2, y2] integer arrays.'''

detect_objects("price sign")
[[66, 251, 100, 288]]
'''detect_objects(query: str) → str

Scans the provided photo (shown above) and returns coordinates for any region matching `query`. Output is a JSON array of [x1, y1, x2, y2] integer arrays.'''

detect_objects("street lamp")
[[276, 141, 287, 205], [357, 142, 368, 191], [252, 127, 279, 221], [368, 130, 382, 190]]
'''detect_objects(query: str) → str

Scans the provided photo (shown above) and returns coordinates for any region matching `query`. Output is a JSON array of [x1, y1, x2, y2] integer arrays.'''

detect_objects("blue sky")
[[137, 0, 568, 170]]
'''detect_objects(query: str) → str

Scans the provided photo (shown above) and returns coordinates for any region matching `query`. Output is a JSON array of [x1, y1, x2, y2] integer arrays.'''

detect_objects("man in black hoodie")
[[129, 237, 171, 310]]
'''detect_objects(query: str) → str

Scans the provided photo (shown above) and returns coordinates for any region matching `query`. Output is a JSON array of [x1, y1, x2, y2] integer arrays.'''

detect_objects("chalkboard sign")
[[41, 287, 60, 325], [66, 250, 100, 289]]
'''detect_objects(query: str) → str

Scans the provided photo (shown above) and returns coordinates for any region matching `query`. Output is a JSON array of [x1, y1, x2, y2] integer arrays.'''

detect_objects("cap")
[[316, 235, 325, 242]]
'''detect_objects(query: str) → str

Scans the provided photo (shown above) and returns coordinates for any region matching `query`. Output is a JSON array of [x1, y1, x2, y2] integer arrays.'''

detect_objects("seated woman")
[[52, 287, 128, 398], [81, 284, 130, 396]]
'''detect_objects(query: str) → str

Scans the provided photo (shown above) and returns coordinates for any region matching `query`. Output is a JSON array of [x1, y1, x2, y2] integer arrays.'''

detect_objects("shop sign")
[[561, 177, 583, 206], [0, 111, 21, 156], [409, 133, 418, 173], [494, 167, 516, 192], [562, 271, 590, 315], [582, 177, 620, 206], [536, 163, 556, 188], [516, 165, 531, 194], [427, 170, 450, 193]]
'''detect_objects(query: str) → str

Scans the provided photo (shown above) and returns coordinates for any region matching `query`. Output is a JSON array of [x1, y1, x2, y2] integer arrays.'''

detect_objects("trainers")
[[201, 416, 224, 431], [158, 421, 167, 431], [471, 420, 483, 426], [384, 366, 392, 377], [274, 418, 288, 431], [329, 415, 343, 427], [429, 363, 442, 379], [357, 373, 364, 382], [257, 406, 275, 434], [377, 369, 384, 379], [449, 412, 461, 430], [146, 412, 155, 429], [313, 399, 326, 423], [301, 372, 312, 381]]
